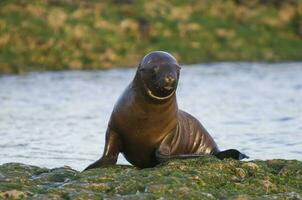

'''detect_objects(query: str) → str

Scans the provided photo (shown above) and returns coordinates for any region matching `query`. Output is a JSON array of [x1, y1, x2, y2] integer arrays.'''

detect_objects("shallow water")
[[0, 63, 302, 170]]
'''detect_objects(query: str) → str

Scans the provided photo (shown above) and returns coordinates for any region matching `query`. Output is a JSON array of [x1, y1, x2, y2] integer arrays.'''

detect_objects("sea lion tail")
[[215, 149, 249, 160]]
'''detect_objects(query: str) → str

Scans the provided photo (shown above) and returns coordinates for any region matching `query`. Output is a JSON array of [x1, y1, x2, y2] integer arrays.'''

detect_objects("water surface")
[[1, 63, 301, 170]]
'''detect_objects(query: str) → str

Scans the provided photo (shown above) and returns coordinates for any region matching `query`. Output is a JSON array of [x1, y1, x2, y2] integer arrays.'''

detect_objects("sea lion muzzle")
[[140, 63, 179, 99], [163, 75, 176, 90]]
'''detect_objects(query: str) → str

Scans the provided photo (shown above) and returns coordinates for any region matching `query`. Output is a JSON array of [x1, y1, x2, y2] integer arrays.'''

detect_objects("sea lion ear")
[[138, 62, 145, 71]]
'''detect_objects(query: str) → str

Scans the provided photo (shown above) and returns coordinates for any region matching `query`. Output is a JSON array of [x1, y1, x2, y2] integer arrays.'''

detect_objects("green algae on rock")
[[0, 157, 301, 199]]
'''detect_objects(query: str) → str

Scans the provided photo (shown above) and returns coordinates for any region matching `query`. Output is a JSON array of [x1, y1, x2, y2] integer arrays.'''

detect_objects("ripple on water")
[[273, 117, 294, 122], [0, 62, 302, 170]]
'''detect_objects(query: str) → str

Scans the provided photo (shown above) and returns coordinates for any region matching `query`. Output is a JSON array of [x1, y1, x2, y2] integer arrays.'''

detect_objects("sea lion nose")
[[164, 75, 175, 84]]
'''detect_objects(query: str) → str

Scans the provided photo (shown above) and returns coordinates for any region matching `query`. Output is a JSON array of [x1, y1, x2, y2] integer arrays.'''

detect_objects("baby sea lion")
[[85, 51, 248, 170]]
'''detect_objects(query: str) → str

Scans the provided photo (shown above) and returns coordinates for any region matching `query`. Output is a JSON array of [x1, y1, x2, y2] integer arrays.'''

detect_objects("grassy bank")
[[0, 0, 302, 74], [0, 157, 301, 199]]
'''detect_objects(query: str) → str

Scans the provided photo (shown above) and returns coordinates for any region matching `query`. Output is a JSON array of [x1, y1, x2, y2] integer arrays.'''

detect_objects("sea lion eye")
[[153, 65, 159, 74]]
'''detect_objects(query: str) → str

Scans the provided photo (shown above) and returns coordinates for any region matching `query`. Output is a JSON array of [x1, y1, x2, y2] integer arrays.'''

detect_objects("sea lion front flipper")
[[215, 149, 249, 160], [84, 128, 121, 171]]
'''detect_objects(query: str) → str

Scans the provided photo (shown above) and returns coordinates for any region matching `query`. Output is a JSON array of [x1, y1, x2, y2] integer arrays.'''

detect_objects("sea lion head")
[[137, 51, 181, 101]]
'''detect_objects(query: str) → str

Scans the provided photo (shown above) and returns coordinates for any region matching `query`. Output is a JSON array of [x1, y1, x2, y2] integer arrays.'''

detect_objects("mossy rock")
[[0, 157, 301, 199]]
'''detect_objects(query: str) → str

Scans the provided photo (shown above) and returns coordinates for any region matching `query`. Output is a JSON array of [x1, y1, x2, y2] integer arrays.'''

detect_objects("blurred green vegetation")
[[0, 0, 301, 73]]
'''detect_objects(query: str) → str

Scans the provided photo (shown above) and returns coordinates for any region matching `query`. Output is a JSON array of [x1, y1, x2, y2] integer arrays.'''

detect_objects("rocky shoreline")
[[0, 157, 301, 199]]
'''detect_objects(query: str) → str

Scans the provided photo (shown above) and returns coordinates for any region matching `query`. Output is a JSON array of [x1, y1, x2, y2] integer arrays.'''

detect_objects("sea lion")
[[85, 51, 248, 170]]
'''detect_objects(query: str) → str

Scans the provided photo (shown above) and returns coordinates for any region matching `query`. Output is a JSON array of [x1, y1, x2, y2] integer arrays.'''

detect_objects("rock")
[[0, 190, 27, 199], [0, 157, 301, 199], [242, 162, 259, 170], [235, 168, 246, 178]]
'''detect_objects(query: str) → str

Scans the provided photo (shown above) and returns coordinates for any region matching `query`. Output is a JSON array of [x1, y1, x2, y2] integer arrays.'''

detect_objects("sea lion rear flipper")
[[215, 149, 249, 160], [155, 149, 249, 164], [84, 128, 121, 171]]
